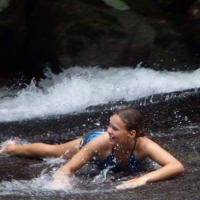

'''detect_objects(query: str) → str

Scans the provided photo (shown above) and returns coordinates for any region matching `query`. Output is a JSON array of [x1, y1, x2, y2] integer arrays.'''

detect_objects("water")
[[0, 66, 200, 199], [0, 66, 200, 122]]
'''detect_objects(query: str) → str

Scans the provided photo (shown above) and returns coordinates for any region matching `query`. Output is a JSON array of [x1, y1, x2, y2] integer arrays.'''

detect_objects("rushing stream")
[[0, 66, 200, 199]]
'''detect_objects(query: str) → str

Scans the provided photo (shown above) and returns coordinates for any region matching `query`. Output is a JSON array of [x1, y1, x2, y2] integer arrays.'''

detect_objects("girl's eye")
[[108, 124, 118, 131], [113, 127, 117, 131], [112, 126, 118, 131]]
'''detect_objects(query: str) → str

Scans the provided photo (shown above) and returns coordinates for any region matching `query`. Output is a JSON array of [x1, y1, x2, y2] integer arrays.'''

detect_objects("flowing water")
[[0, 66, 200, 199]]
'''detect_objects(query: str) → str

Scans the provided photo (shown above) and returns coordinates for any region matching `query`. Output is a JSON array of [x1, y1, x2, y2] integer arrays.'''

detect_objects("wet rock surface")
[[0, 90, 199, 199]]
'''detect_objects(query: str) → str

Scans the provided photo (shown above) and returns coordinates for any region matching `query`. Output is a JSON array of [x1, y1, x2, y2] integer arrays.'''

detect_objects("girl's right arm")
[[52, 133, 109, 184]]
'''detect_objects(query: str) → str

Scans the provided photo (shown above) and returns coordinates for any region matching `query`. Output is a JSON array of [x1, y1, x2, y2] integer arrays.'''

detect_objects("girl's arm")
[[116, 137, 184, 189], [52, 133, 108, 183], [50, 144, 97, 189]]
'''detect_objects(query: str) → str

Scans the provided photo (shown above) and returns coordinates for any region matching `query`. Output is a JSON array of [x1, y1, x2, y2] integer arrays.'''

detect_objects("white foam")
[[0, 66, 200, 122], [0, 168, 113, 196]]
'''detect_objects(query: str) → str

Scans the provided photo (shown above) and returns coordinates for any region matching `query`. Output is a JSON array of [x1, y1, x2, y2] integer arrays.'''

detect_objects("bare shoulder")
[[82, 132, 111, 153], [136, 136, 157, 149], [135, 136, 160, 160]]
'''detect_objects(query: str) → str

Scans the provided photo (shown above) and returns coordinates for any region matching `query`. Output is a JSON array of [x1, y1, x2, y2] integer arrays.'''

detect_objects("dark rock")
[[0, 0, 199, 83]]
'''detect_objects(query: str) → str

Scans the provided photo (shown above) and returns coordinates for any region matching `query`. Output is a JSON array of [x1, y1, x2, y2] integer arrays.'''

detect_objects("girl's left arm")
[[116, 138, 184, 189]]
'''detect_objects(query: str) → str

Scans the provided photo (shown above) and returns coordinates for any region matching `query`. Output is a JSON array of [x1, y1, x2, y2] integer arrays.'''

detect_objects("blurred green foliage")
[[0, 0, 10, 12], [101, 0, 130, 10]]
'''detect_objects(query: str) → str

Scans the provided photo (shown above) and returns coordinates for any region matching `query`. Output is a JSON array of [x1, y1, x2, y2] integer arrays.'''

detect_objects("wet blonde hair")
[[114, 107, 144, 137]]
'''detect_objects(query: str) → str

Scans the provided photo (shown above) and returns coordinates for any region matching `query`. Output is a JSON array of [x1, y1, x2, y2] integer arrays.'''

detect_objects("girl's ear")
[[130, 130, 136, 138]]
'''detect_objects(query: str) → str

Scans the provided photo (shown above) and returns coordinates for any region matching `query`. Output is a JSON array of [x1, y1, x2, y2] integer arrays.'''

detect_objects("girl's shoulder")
[[85, 131, 111, 151], [135, 137, 157, 159], [84, 132, 112, 159], [136, 136, 151, 146], [138, 136, 160, 149]]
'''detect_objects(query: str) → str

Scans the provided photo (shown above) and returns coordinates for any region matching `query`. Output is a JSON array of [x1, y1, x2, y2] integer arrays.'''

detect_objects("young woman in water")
[[0, 107, 184, 189]]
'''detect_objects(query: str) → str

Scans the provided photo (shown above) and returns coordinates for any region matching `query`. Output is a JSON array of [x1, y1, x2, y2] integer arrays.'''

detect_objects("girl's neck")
[[114, 139, 136, 153]]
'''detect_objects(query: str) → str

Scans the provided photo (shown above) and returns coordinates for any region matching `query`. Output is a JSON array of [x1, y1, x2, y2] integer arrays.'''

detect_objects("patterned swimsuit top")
[[80, 130, 142, 172]]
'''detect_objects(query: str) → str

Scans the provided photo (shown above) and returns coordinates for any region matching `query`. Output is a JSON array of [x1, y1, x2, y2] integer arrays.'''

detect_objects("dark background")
[[0, 0, 200, 85]]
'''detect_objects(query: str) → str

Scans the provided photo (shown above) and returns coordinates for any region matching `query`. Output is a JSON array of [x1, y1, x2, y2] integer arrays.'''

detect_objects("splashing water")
[[0, 137, 114, 195], [0, 66, 200, 122], [0, 157, 115, 196], [92, 167, 113, 184]]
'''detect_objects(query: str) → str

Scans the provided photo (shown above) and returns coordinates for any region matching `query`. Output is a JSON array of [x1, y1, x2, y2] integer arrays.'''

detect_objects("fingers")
[[116, 178, 147, 189], [46, 179, 72, 190], [116, 182, 136, 189], [50, 170, 72, 190]]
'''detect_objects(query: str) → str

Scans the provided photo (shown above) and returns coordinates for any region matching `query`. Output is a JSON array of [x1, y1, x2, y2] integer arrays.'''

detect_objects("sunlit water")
[[0, 66, 200, 122]]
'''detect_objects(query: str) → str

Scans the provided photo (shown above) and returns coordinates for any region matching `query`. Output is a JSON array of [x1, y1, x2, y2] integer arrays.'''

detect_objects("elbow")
[[179, 163, 185, 173], [175, 162, 184, 174]]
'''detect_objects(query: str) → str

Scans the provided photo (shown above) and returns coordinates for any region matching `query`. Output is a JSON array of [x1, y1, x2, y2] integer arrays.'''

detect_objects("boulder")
[[0, 0, 199, 82]]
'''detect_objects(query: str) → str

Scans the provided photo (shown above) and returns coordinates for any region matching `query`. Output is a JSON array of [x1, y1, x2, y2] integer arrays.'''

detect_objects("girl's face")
[[107, 114, 132, 146]]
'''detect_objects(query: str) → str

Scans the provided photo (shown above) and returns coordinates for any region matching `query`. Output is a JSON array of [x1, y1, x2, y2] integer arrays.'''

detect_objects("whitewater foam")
[[0, 66, 200, 122]]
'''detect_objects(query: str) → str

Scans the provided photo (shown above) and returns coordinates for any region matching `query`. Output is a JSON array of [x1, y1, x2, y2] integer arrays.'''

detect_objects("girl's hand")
[[116, 177, 148, 189], [47, 178, 71, 190], [47, 171, 72, 190]]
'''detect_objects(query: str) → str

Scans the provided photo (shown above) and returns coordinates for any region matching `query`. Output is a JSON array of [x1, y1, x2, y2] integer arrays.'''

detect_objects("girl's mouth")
[[109, 134, 115, 140]]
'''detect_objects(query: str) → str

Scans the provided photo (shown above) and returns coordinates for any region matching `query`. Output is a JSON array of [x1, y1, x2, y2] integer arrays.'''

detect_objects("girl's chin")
[[109, 138, 118, 146]]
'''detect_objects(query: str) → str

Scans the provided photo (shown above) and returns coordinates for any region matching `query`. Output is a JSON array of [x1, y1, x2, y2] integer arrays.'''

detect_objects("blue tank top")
[[80, 130, 142, 172]]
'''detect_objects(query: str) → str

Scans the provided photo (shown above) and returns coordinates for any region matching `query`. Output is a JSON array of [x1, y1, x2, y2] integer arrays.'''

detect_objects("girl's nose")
[[107, 126, 112, 133]]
